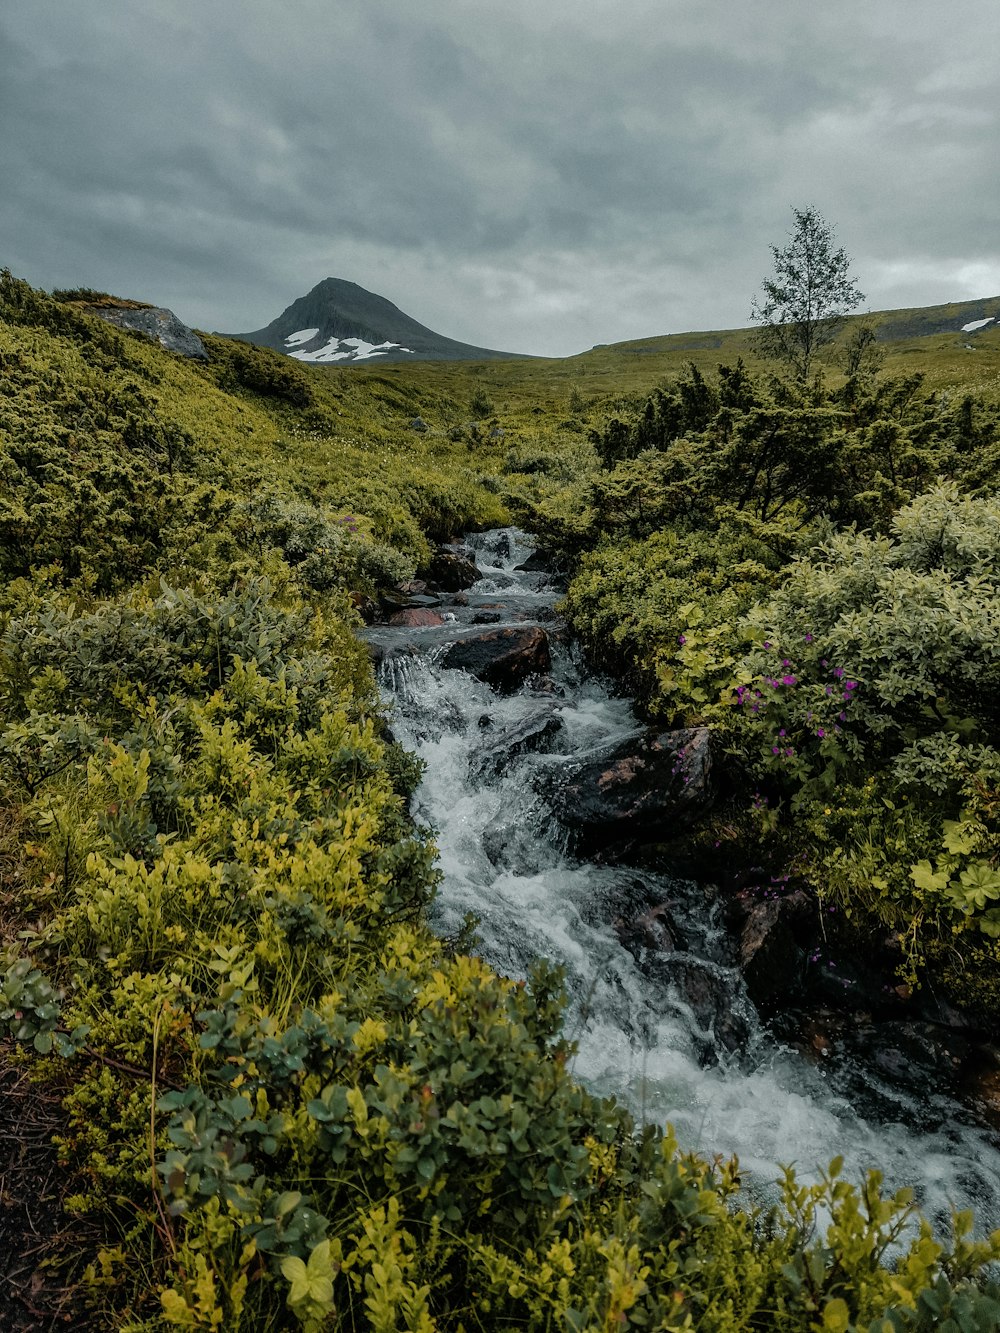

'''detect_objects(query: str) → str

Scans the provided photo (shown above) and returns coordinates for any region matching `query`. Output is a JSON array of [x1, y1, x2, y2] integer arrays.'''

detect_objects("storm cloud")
[[2, 0, 998, 355]]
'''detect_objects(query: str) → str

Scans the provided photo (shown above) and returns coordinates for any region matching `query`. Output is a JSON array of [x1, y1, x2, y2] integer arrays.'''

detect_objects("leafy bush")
[[207, 336, 314, 409]]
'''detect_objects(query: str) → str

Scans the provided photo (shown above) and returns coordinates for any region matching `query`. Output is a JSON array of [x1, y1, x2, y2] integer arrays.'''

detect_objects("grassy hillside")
[[3, 270, 1000, 1329], [333, 295, 1000, 421]]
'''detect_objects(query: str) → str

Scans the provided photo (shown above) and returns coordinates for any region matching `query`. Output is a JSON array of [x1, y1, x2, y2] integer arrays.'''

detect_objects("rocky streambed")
[[365, 527, 1000, 1231]]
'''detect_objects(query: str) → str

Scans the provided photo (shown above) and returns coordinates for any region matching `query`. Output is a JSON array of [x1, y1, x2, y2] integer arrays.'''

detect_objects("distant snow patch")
[[289, 335, 415, 363], [290, 338, 352, 362], [962, 317, 995, 333], [284, 328, 320, 346]]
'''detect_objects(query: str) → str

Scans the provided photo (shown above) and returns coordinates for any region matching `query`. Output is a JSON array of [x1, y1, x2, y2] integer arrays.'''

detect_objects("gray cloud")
[[2, 0, 998, 355]]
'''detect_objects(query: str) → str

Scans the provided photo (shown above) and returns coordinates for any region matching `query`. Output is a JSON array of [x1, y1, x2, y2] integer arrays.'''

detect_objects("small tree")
[[751, 206, 864, 381]]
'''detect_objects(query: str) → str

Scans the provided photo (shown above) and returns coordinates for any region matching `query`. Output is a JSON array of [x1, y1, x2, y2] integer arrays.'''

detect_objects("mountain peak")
[[226, 278, 528, 365]]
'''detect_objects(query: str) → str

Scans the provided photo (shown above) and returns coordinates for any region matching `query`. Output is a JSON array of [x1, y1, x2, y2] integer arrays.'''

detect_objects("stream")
[[367, 527, 1000, 1234]]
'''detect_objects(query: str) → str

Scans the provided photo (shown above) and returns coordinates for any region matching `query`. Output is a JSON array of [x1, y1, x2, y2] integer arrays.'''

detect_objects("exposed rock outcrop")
[[738, 893, 810, 1006], [84, 303, 209, 359]]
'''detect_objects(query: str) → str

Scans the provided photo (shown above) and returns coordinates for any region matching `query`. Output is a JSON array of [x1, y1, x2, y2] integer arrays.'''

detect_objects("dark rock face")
[[426, 549, 480, 592], [482, 530, 512, 562], [442, 626, 551, 693], [552, 727, 714, 853], [86, 304, 209, 359], [387, 608, 444, 628]]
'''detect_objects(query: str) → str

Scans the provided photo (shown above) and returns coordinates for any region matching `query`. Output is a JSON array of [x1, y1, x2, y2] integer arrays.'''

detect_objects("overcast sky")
[[2, 1, 998, 357]]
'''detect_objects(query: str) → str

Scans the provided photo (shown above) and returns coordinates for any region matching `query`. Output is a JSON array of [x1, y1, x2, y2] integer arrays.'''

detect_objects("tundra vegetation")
[[2, 268, 1000, 1328]]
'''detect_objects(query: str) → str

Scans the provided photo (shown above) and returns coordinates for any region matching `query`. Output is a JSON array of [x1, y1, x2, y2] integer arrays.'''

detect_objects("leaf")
[[910, 860, 949, 894], [280, 1255, 310, 1306], [943, 819, 978, 856], [821, 1296, 851, 1331]]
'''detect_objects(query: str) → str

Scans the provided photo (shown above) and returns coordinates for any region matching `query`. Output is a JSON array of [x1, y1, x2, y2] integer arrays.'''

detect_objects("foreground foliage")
[[2, 274, 1000, 1328]]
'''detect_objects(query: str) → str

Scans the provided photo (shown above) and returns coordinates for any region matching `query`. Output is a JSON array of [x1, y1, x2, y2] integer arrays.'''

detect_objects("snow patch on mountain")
[[962, 317, 995, 333], [284, 328, 320, 346], [287, 335, 415, 363]]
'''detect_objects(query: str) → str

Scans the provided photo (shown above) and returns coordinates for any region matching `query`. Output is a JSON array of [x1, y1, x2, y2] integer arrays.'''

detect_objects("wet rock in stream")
[[514, 548, 558, 574], [426, 547, 480, 591], [469, 707, 563, 780], [388, 608, 445, 628], [550, 726, 715, 853], [442, 626, 551, 693], [643, 953, 754, 1058], [738, 893, 811, 1006]]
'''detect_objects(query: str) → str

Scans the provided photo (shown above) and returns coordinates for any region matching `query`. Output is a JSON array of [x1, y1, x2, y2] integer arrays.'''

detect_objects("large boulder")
[[615, 901, 683, 956], [442, 626, 550, 693], [552, 727, 715, 853], [85, 303, 209, 360], [641, 952, 754, 1057]]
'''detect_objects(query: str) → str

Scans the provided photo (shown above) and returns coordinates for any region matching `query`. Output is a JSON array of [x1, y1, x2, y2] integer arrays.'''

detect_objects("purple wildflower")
[[781, 674, 797, 686]]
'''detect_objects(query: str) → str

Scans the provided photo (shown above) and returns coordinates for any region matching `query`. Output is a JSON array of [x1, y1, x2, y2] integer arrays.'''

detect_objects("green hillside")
[[3, 269, 1000, 1329], [337, 294, 1000, 414]]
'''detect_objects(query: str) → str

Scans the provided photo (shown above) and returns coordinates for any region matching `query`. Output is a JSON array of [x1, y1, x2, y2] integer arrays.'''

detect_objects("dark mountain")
[[225, 277, 529, 365]]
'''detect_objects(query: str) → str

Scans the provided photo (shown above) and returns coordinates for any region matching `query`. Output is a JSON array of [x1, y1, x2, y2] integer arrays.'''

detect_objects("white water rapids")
[[370, 528, 1000, 1234]]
